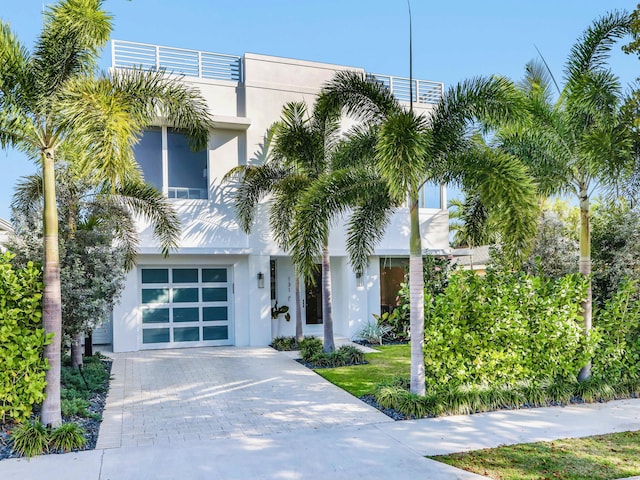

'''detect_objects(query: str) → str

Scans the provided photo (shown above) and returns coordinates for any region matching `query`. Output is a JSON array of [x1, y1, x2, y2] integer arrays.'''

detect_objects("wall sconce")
[[257, 272, 265, 289], [356, 272, 364, 288]]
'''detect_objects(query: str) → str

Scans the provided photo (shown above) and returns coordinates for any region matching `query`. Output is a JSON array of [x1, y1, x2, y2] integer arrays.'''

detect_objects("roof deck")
[[111, 40, 444, 105]]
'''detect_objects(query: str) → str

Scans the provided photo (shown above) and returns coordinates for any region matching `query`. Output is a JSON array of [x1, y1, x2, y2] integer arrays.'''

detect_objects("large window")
[[134, 127, 208, 199], [380, 258, 408, 314]]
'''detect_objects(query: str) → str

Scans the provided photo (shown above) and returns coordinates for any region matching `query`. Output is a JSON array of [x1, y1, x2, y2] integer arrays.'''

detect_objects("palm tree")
[[0, 0, 211, 426], [497, 11, 633, 380], [294, 71, 538, 395], [226, 100, 343, 352], [11, 164, 181, 368], [224, 127, 307, 344]]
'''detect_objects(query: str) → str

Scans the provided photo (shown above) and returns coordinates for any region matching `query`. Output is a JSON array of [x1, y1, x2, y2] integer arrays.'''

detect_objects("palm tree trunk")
[[321, 244, 335, 353], [577, 186, 592, 382], [295, 275, 303, 344], [409, 195, 426, 396], [41, 149, 63, 427], [67, 200, 84, 370]]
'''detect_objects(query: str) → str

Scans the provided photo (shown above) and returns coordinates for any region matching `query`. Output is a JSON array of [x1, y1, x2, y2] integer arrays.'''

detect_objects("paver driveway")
[[96, 347, 391, 449]]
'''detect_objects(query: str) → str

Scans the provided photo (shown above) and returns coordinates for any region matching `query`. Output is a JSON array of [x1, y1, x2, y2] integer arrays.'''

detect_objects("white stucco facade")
[[109, 41, 449, 352]]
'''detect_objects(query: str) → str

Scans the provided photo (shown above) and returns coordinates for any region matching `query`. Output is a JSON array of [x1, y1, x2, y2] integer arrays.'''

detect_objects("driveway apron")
[[96, 347, 392, 449]]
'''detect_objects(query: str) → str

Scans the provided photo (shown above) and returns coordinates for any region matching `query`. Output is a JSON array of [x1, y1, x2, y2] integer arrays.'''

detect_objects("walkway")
[[0, 347, 639, 479]]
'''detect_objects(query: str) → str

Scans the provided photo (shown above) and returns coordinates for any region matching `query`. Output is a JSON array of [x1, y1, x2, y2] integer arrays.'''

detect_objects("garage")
[[139, 266, 233, 349]]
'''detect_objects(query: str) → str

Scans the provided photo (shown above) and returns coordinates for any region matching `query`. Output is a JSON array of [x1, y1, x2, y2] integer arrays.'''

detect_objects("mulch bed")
[[0, 357, 112, 461]]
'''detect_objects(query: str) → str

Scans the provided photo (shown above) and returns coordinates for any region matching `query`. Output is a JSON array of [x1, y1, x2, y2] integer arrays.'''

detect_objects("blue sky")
[[0, 0, 637, 220]]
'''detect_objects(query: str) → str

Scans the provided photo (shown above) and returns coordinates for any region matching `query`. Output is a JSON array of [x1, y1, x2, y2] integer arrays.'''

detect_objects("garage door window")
[[140, 267, 232, 347]]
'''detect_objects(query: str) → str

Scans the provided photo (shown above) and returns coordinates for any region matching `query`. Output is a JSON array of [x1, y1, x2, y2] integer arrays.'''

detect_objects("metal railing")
[[112, 40, 444, 104], [112, 40, 242, 82], [368, 73, 444, 105]]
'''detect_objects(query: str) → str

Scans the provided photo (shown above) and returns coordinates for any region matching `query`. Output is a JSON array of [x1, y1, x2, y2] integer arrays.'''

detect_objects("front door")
[[305, 266, 323, 325]]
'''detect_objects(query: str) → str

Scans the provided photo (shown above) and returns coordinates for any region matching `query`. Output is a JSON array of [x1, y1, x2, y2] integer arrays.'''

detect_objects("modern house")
[[109, 40, 450, 352]]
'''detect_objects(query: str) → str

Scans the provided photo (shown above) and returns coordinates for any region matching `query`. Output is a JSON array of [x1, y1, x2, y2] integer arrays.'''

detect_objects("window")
[[380, 258, 408, 314], [134, 127, 208, 199]]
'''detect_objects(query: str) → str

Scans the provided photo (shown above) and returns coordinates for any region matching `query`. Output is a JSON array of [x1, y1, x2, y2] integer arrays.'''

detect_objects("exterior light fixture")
[[257, 272, 265, 288]]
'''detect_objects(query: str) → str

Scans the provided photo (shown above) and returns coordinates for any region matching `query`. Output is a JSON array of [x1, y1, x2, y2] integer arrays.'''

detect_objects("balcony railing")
[[112, 40, 242, 82], [111, 40, 443, 104]]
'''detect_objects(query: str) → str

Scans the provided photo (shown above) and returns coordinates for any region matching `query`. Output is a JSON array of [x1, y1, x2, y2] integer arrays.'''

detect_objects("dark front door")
[[305, 267, 323, 324]]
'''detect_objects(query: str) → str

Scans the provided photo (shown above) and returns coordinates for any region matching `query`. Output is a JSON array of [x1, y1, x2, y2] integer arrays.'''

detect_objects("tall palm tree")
[[0, 0, 211, 425], [227, 100, 342, 352], [294, 71, 538, 395], [497, 11, 633, 380]]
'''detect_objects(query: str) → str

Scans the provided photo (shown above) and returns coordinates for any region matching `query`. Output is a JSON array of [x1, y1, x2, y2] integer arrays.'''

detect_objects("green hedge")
[[424, 270, 595, 387], [0, 253, 50, 422]]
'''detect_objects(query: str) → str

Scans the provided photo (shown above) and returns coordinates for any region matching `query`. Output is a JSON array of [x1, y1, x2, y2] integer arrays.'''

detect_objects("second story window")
[[134, 127, 209, 200]]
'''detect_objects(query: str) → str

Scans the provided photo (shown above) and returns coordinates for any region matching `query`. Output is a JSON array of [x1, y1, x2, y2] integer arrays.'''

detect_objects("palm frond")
[[32, 0, 112, 103], [108, 180, 181, 258], [375, 110, 430, 202], [11, 174, 44, 221], [318, 70, 401, 125], [564, 11, 631, 87]]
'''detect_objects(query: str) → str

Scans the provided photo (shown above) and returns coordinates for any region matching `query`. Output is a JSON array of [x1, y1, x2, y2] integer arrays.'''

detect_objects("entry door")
[[139, 266, 233, 349], [305, 267, 323, 325]]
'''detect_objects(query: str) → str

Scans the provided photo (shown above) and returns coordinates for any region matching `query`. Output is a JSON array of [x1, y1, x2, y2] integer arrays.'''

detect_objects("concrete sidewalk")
[[2, 399, 639, 479], [1, 347, 639, 479]]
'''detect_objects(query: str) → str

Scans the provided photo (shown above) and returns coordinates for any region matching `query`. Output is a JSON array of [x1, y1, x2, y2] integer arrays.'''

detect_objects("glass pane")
[[142, 269, 168, 284], [202, 287, 227, 302], [173, 268, 198, 283], [142, 288, 169, 304], [173, 307, 199, 323], [173, 288, 199, 303], [142, 308, 169, 324], [203, 326, 228, 341], [174, 327, 200, 342], [134, 128, 163, 191], [142, 328, 170, 344], [202, 268, 227, 283], [167, 128, 208, 199], [203, 307, 227, 321]]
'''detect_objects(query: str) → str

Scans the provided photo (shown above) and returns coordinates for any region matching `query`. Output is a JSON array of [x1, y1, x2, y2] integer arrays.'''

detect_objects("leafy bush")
[[11, 419, 49, 458], [358, 322, 391, 345], [304, 345, 365, 368], [592, 280, 640, 383], [60, 354, 110, 419], [270, 336, 297, 351], [0, 253, 50, 422], [61, 397, 91, 418], [49, 423, 86, 452], [423, 270, 595, 388], [299, 337, 323, 362]]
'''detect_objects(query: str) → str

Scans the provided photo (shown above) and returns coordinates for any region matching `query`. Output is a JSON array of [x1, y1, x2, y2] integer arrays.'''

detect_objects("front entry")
[[305, 267, 323, 325]]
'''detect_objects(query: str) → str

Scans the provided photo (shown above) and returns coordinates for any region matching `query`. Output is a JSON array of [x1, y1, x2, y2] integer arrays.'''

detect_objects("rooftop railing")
[[112, 40, 242, 82], [111, 40, 444, 104]]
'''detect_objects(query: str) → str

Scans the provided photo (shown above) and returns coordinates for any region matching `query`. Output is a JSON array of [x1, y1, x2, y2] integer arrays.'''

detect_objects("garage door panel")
[[139, 267, 233, 349]]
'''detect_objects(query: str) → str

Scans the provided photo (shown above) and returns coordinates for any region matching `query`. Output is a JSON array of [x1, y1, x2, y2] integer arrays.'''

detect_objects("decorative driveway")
[[96, 347, 391, 449]]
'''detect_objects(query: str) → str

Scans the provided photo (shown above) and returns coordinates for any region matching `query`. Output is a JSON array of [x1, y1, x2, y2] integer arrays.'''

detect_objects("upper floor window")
[[134, 127, 208, 200]]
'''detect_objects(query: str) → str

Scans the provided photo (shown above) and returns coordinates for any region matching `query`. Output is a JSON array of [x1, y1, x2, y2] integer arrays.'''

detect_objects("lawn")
[[314, 344, 410, 397], [429, 431, 640, 480]]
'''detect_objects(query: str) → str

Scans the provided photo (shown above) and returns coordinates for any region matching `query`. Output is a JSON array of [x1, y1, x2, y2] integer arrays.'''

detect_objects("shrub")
[[61, 397, 91, 418], [0, 253, 50, 422], [358, 322, 391, 345], [11, 419, 49, 458], [299, 337, 323, 363], [423, 270, 595, 388], [546, 378, 576, 405], [336, 345, 364, 365], [592, 280, 640, 383], [270, 336, 297, 351], [49, 423, 86, 452]]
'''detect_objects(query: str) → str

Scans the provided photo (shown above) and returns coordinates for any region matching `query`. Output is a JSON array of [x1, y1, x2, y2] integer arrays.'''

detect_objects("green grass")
[[430, 431, 640, 480], [314, 344, 410, 397]]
